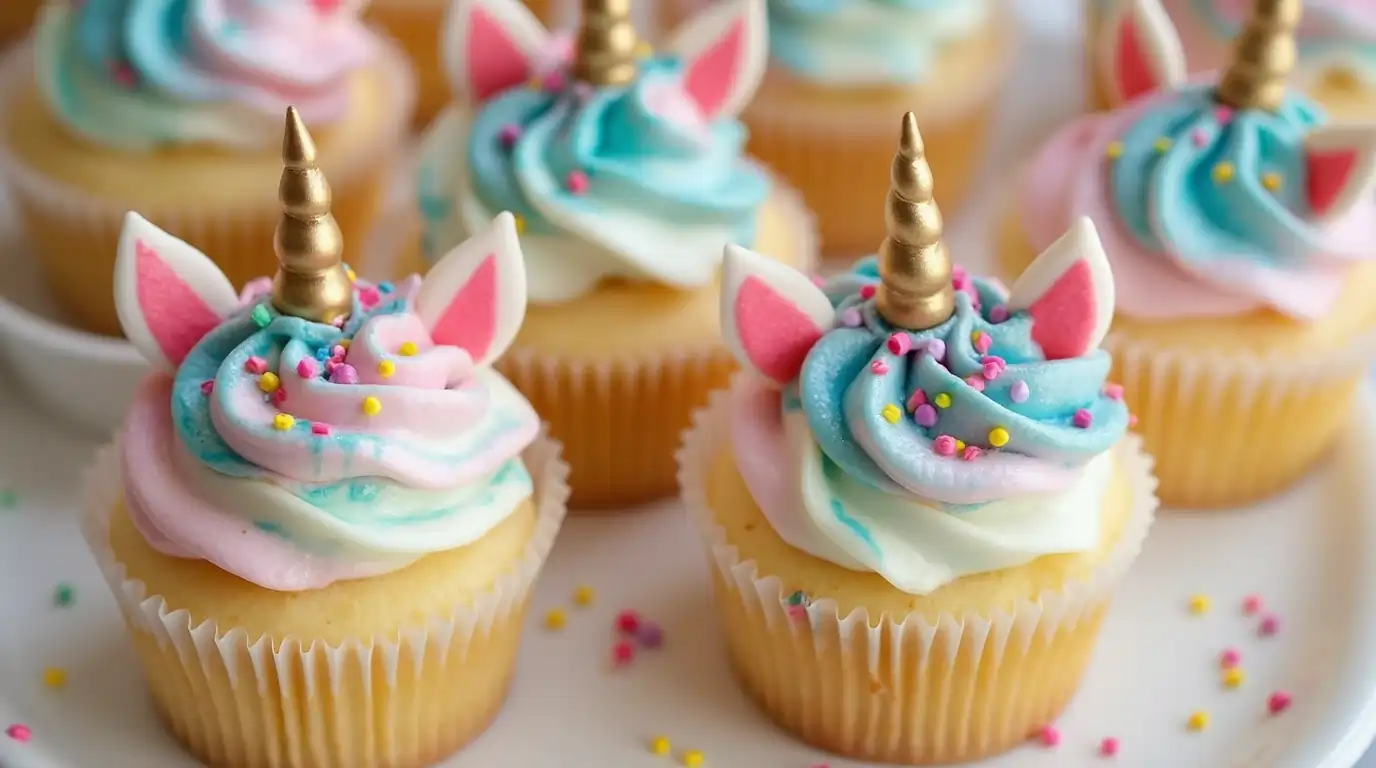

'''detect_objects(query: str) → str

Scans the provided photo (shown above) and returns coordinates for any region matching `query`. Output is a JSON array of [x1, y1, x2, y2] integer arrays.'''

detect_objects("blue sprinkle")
[[378, 281, 393, 294], [250, 304, 272, 328], [254, 520, 286, 536], [314, 347, 330, 362]]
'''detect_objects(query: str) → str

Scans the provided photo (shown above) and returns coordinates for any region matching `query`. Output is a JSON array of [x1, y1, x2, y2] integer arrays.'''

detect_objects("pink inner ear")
[[1114, 18, 1156, 103], [467, 7, 534, 102], [736, 276, 823, 384], [1308, 148, 1360, 217], [429, 254, 497, 361], [1028, 260, 1096, 361], [136, 239, 223, 366], [683, 18, 744, 119]]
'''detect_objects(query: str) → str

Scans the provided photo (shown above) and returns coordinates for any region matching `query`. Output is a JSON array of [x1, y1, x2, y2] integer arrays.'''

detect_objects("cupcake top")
[[417, 0, 771, 304], [114, 109, 538, 591], [1031, 0, 1376, 321], [34, 0, 377, 151], [721, 113, 1127, 595], [768, 0, 992, 86]]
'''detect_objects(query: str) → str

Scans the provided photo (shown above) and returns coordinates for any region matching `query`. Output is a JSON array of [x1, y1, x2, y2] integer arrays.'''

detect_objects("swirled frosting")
[[418, 57, 770, 303], [121, 276, 540, 591], [767, 0, 991, 85], [1182, 0, 1376, 83], [1022, 84, 1376, 321], [35, 0, 376, 151], [730, 258, 1127, 595]]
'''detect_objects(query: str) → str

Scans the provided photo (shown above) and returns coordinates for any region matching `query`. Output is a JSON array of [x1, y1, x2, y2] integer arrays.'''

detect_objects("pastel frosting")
[[730, 258, 1127, 595], [1022, 85, 1376, 320], [1185, 0, 1376, 82], [767, 0, 991, 85], [35, 0, 376, 151], [121, 276, 540, 591], [419, 57, 770, 304]]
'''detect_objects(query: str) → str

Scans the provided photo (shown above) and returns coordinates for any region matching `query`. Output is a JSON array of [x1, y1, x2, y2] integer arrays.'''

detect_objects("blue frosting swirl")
[[795, 258, 1128, 505]]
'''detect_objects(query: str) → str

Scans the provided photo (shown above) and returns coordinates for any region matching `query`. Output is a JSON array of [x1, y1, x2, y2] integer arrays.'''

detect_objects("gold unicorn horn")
[[572, 0, 638, 86], [876, 112, 954, 331], [1216, 0, 1302, 112], [271, 107, 353, 324]]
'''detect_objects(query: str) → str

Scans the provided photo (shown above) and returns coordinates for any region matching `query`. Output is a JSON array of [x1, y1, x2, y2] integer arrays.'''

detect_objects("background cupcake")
[[680, 114, 1155, 764], [0, 0, 415, 336], [415, 0, 817, 509], [1009, 0, 1376, 506], [742, 0, 1013, 257], [0, 1, 40, 44], [83, 110, 568, 768]]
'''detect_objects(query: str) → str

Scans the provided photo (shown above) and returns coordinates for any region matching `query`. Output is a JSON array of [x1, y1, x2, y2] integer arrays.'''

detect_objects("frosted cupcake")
[[1008, 0, 1376, 506], [1088, 0, 1376, 119], [739, 0, 1012, 257], [0, 0, 414, 336], [365, 0, 564, 129], [679, 113, 1156, 764], [81, 109, 568, 768], [416, 0, 817, 509]]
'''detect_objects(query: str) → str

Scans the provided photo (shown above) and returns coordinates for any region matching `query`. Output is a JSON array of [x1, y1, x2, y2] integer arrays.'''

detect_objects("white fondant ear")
[[1305, 125, 1376, 223], [415, 211, 527, 368], [1098, 0, 1186, 105], [442, 0, 551, 107], [721, 244, 834, 386], [1006, 217, 1115, 360], [665, 0, 767, 120], [114, 212, 240, 371]]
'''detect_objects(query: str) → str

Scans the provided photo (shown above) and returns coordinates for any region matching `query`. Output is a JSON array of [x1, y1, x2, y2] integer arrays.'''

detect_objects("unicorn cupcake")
[[81, 108, 568, 767], [415, 0, 817, 509], [1010, 0, 1376, 506], [679, 111, 1156, 764]]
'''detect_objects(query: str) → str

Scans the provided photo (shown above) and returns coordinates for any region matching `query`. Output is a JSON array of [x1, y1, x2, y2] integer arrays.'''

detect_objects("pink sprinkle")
[[840, 308, 862, 327], [1242, 594, 1264, 615], [330, 364, 359, 385], [811, 274, 826, 287], [906, 389, 928, 411], [331, 345, 347, 359], [244, 356, 267, 374], [961, 445, 982, 461], [543, 71, 566, 92], [1038, 725, 1061, 747], [1129, 414, 1139, 427], [1259, 614, 1281, 637], [1103, 383, 1124, 401], [612, 640, 635, 666], [359, 286, 380, 307], [332, 315, 346, 328], [952, 265, 968, 282], [973, 332, 992, 354], [1100, 737, 1120, 757], [787, 604, 808, 620], [296, 359, 317, 379], [914, 404, 938, 428], [859, 284, 876, 300], [1220, 648, 1242, 668], [1268, 691, 1292, 715], [1073, 408, 1094, 428], [989, 304, 1009, 323], [616, 610, 640, 634], [965, 375, 986, 392], [109, 61, 136, 87], [200, 380, 215, 395], [933, 435, 958, 456], [1215, 106, 1234, 123], [5, 724, 30, 743], [1191, 128, 1209, 147], [887, 333, 911, 355], [981, 361, 1002, 381], [271, 388, 287, 405], [925, 339, 947, 360], [498, 123, 523, 148], [870, 360, 890, 375], [310, 422, 332, 435], [325, 360, 340, 376], [565, 169, 591, 195], [1010, 380, 1030, 403], [636, 623, 664, 649]]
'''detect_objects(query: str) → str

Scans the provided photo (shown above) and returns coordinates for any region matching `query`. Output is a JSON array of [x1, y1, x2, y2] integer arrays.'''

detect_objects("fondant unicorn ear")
[[414, 211, 528, 368], [114, 212, 240, 371], [665, 0, 767, 120], [442, 0, 551, 107], [721, 244, 834, 387], [1098, 0, 1186, 105], [1305, 125, 1376, 223], [1006, 217, 1116, 360]]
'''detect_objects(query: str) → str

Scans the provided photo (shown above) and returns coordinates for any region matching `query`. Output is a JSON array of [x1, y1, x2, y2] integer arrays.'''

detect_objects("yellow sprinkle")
[[1262, 171, 1283, 191], [528, 76, 543, 90], [1212, 162, 1235, 183], [362, 396, 382, 416], [650, 736, 671, 756], [1188, 711, 1210, 731], [258, 372, 280, 393], [398, 341, 419, 357], [1105, 141, 1125, 159], [42, 667, 66, 689], [970, 331, 983, 343], [345, 267, 357, 282], [1223, 667, 1245, 689], [514, 215, 527, 234], [881, 403, 902, 424], [682, 750, 705, 767], [544, 608, 566, 630], [933, 393, 952, 409], [1153, 137, 1173, 152], [988, 427, 1010, 447], [1189, 594, 1211, 615], [272, 413, 295, 431], [574, 585, 596, 606], [378, 360, 396, 378], [635, 41, 654, 58], [954, 440, 966, 452]]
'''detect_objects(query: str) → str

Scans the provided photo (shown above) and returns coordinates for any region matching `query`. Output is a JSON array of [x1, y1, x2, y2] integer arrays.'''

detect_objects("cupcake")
[[679, 112, 1156, 764], [738, 0, 1012, 257], [81, 108, 568, 768], [1088, 0, 1376, 118], [365, 0, 565, 129], [1009, 0, 1376, 507], [416, 0, 817, 509], [0, 1, 40, 44], [0, 0, 415, 337]]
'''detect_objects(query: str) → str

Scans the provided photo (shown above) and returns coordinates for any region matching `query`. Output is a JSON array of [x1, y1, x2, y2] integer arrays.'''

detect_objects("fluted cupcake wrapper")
[[80, 431, 570, 768], [676, 386, 1158, 764]]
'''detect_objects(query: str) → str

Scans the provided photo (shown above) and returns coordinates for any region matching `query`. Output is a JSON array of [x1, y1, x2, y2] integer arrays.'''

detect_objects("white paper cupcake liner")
[[80, 430, 569, 768], [676, 381, 1159, 763]]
